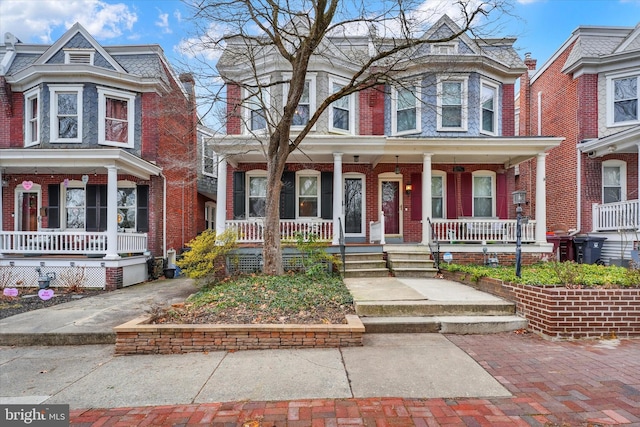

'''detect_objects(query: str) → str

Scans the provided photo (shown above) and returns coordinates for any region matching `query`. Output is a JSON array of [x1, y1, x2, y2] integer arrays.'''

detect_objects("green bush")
[[175, 229, 236, 285], [294, 232, 340, 278]]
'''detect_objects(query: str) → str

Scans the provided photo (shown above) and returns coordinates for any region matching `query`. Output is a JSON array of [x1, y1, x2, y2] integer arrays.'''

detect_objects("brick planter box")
[[443, 271, 640, 340], [114, 315, 364, 355]]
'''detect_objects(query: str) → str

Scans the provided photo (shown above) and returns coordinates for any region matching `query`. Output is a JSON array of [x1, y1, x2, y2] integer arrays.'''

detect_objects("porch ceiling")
[[0, 148, 162, 179], [210, 135, 564, 166], [579, 125, 640, 158]]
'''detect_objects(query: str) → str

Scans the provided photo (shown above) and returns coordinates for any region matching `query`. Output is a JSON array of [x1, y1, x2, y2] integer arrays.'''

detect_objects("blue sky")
[[1, 0, 639, 69]]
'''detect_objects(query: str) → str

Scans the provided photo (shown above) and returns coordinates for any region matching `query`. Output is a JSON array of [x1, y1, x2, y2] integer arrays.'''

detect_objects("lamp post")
[[512, 190, 526, 278]]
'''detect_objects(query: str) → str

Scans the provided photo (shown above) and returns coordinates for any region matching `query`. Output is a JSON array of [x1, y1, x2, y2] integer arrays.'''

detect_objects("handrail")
[[427, 217, 440, 272]]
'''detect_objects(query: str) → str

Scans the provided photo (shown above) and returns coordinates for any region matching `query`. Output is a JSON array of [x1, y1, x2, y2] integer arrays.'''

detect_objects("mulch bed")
[[0, 289, 105, 319]]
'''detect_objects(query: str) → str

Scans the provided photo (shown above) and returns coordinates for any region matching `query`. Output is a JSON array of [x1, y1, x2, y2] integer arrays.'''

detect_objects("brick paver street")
[[70, 332, 640, 426]]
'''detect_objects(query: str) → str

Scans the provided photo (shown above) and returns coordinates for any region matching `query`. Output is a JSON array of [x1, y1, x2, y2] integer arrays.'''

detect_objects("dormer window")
[[433, 43, 458, 55], [64, 49, 95, 65]]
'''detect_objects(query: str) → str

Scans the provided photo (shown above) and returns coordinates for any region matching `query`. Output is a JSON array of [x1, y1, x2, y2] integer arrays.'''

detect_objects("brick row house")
[[210, 15, 562, 269], [0, 24, 216, 289], [520, 23, 640, 266]]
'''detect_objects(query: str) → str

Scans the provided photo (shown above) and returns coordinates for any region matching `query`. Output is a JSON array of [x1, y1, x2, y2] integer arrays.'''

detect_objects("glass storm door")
[[344, 177, 363, 235], [19, 192, 39, 231], [381, 180, 400, 235]]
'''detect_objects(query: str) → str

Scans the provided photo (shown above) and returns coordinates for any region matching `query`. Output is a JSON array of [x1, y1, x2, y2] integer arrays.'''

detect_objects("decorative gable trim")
[[35, 22, 125, 73], [421, 15, 480, 56], [613, 23, 640, 54]]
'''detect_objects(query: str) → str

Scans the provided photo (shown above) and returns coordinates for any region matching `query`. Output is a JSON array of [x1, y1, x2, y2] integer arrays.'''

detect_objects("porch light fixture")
[[512, 190, 527, 277], [354, 155, 359, 163], [405, 183, 412, 195], [395, 156, 400, 174]]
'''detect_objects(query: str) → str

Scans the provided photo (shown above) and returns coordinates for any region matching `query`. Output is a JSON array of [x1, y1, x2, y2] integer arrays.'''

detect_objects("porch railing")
[[226, 219, 333, 243], [592, 200, 640, 232], [369, 211, 386, 244], [0, 231, 147, 255], [430, 218, 537, 243]]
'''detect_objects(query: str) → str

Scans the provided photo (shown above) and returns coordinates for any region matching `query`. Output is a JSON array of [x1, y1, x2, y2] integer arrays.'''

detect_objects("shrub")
[[294, 232, 340, 278], [58, 266, 87, 293], [176, 229, 237, 286]]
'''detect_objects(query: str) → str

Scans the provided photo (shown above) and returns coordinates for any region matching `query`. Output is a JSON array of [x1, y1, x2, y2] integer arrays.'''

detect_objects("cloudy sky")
[[1, 0, 639, 66]]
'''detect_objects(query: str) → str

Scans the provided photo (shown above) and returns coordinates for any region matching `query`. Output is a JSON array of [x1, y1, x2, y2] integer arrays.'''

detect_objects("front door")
[[344, 175, 365, 236], [18, 192, 39, 231], [380, 179, 401, 235]]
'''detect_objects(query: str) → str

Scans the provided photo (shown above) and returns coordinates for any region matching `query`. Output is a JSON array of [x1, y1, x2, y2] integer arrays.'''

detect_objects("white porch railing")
[[226, 219, 333, 243], [592, 200, 640, 231], [0, 231, 148, 255], [369, 211, 386, 244], [431, 218, 537, 243]]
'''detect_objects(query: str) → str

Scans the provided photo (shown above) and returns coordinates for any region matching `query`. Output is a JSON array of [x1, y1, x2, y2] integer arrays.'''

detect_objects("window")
[[24, 87, 40, 146], [392, 85, 421, 135], [480, 82, 498, 134], [437, 77, 468, 131], [49, 85, 83, 142], [297, 173, 320, 217], [329, 78, 353, 133], [117, 186, 136, 230], [472, 172, 495, 217], [65, 187, 86, 229], [608, 73, 639, 126], [245, 88, 268, 132], [433, 43, 457, 55], [432, 172, 446, 218], [202, 134, 217, 177], [98, 87, 135, 148], [205, 202, 216, 230], [602, 160, 627, 203], [248, 175, 267, 217]]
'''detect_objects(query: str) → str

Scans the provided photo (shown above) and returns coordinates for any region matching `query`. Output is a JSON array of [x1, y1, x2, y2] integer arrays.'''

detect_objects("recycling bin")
[[573, 235, 607, 265]]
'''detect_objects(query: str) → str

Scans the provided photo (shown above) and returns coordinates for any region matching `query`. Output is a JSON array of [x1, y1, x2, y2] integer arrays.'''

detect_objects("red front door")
[[20, 192, 39, 231], [381, 180, 400, 235]]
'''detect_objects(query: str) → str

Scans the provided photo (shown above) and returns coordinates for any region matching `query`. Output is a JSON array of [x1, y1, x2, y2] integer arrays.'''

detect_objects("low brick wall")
[[443, 271, 640, 340], [114, 315, 364, 355]]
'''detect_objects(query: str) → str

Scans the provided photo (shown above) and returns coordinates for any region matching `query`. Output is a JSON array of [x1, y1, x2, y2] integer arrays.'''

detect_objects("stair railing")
[[427, 217, 441, 272], [338, 217, 346, 274]]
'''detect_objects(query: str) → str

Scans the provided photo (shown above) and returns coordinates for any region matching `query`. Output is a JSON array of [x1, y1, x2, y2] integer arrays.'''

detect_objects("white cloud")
[[156, 11, 172, 34], [175, 22, 227, 61], [173, 9, 183, 23], [0, 0, 137, 43]]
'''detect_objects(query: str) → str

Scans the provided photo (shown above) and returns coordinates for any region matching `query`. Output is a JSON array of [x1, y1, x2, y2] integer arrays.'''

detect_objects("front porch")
[[591, 199, 640, 266]]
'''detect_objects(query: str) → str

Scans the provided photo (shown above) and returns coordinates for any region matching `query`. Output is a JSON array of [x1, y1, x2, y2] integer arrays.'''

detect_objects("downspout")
[[161, 172, 167, 259], [576, 144, 581, 233]]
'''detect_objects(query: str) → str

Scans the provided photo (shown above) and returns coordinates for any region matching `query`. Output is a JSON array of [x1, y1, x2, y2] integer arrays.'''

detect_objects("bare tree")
[[183, 0, 514, 275]]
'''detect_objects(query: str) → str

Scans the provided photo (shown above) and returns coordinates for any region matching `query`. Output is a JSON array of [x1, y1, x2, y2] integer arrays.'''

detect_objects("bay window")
[[329, 77, 353, 133], [481, 82, 498, 134], [98, 87, 135, 148], [437, 76, 468, 131], [49, 84, 83, 143], [392, 85, 421, 135], [608, 73, 639, 126], [24, 87, 40, 146]]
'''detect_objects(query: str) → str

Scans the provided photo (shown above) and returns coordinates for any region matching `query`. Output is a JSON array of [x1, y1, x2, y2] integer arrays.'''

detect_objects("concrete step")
[[342, 269, 390, 278], [354, 300, 516, 317], [388, 259, 435, 269], [345, 260, 387, 270], [390, 268, 439, 278], [387, 252, 433, 261], [344, 253, 386, 262], [361, 315, 527, 334]]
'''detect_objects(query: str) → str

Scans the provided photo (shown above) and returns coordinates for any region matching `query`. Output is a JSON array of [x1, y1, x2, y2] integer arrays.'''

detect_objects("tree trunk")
[[262, 133, 288, 275]]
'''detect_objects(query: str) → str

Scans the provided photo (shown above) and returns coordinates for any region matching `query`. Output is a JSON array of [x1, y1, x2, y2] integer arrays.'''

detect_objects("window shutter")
[[47, 184, 60, 228], [321, 172, 333, 219], [446, 174, 457, 219], [461, 172, 473, 217], [411, 173, 422, 221], [280, 171, 295, 219], [137, 185, 149, 232], [86, 185, 107, 232], [233, 171, 246, 219], [496, 174, 507, 219]]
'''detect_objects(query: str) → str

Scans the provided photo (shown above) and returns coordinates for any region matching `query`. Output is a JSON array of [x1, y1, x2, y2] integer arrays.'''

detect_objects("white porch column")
[[421, 153, 433, 245], [103, 165, 120, 260], [215, 157, 228, 238], [535, 153, 548, 244], [0, 169, 3, 258], [637, 144, 640, 197], [332, 153, 343, 245]]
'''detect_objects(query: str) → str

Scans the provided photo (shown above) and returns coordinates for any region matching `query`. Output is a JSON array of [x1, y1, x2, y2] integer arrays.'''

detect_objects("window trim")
[[433, 43, 458, 55], [343, 172, 366, 237], [437, 75, 468, 132], [49, 84, 83, 143], [391, 84, 422, 136], [64, 48, 95, 65], [296, 170, 321, 218], [431, 170, 446, 219], [243, 82, 270, 134], [480, 80, 499, 136], [283, 73, 317, 130], [97, 86, 136, 148], [328, 76, 355, 135], [602, 159, 627, 203], [607, 72, 640, 127], [202, 135, 217, 178], [24, 87, 40, 147], [62, 180, 86, 230], [471, 170, 496, 217], [246, 170, 267, 218], [117, 181, 137, 231]]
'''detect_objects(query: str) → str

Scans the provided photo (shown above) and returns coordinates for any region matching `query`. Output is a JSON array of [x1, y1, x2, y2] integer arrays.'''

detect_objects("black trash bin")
[[573, 235, 607, 265]]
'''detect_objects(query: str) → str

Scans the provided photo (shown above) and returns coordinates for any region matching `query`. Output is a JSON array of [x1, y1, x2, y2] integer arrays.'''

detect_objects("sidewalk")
[[1, 277, 639, 425]]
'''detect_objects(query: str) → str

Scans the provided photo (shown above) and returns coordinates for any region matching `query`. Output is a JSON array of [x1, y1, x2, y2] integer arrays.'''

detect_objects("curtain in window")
[[473, 176, 493, 217], [603, 166, 622, 203], [105, 97, 128, 143], [614, 77, 638, 123], [298, 176, 318, 217], [249, 176, 266, 217], [66, 188, 85, 228]]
